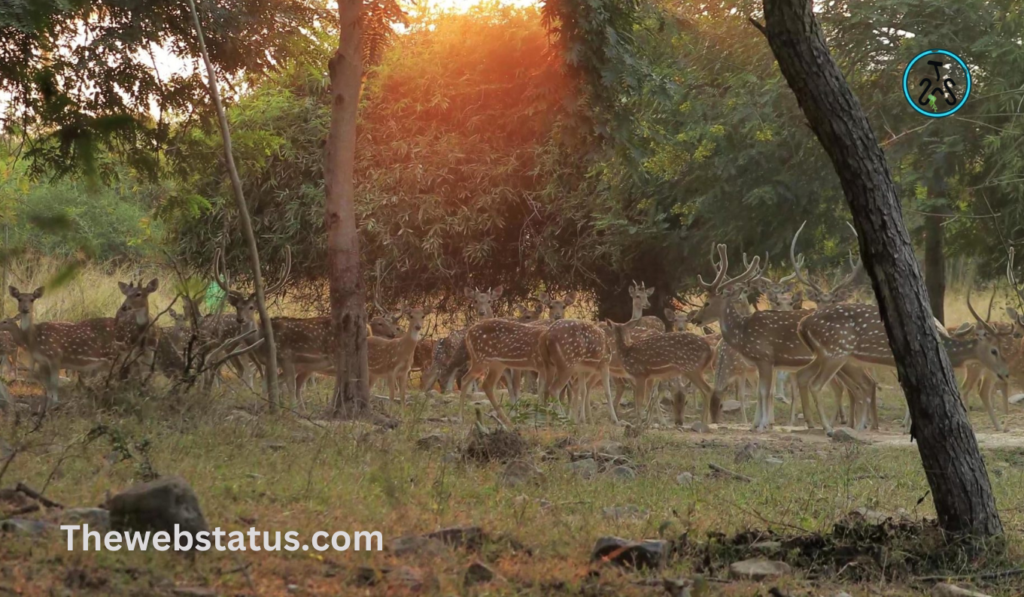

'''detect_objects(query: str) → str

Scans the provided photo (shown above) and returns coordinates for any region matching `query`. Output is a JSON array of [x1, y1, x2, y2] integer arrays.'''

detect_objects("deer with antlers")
[[691, 244, 876, 432], [795, 288, 1012, 432], [958, 249, 1024, 420]]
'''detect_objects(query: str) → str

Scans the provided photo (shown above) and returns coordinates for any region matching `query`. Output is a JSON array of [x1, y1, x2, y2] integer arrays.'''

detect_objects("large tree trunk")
[[760, 0, 1002, 539], [186, 0, 279, 410], [924, 211, 946, 324], [327, 0, 371, 417]]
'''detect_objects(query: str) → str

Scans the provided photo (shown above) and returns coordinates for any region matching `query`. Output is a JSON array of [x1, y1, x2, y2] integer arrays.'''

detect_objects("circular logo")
[[902, 50, 971, 118]]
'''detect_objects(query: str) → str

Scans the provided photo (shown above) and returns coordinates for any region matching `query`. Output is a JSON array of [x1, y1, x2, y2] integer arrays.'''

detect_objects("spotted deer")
[[628, 282, 666, 332], [790, 221, 864, 308], [604, 318, 713, 425], [690, 244, 875, 432], [421, 286, 503, 395], [458, 318, 549, 426], [538, 319, 613, 423], [4, 286, 121, 404], [513, 303, 545, 323], [795, 292, 1012, 432], [366, 306, 433, 408]]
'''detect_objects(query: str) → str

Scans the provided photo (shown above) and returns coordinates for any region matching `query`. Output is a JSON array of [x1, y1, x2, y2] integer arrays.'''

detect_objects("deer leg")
[[398, 368, 409, 409], [1001, 377, 1010, 415], [509, 370, 521, 404], [979, 375, 1003, 432], [47, 363, 60, 406], [458, 364, 485, 422], [737, 375, 748, 425], [960, 365, 978, 410], [482, 366, 512, 426], [636, 377, 653, 425], [753, 363, 775, 432], [808, 359, 846, 434]]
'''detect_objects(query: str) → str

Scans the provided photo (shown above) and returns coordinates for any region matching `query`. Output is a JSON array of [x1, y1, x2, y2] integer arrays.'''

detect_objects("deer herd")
[[1, 223, 1022, 437]]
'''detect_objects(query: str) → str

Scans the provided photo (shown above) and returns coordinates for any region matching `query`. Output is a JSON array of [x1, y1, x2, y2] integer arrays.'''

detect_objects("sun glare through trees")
[[1, 0, 1024, 594]]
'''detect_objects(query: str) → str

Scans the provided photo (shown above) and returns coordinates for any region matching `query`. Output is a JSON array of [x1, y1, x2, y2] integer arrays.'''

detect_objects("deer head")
[[118, 278, 159, 325], [690, 244, 763, 326], [536, 291, 577, 320], [628, 281, 655, 315], [214, 246, 292, 331], [664, 307, 693, 332], [605, 318, 640, 349], [403, 306, 433, 341], [514, 303, 544, 322], [463, 286, 502, 318], [8, 286, 44, 328], [789, 221, 863, 307]]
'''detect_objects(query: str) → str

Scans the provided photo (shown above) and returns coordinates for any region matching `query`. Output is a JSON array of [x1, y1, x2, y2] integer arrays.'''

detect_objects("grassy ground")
[[2, 376, 1023, 597], [1, 262, 1022, 595]]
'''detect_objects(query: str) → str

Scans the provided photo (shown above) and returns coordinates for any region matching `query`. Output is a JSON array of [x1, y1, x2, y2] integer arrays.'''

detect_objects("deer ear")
[[423, 305, 433, 316], [664, 307, 676, 320], [1005, 307, 1019, 321], [702, 325, 714, 335], [118, 281, 130, 294], [564, 291, 577, 306], [463, 287, 474, 298], [30, 286, 42, 299], [8, 286, 18, 299], [952, 322, 975, 337], [536, 292, 549, 304], [145, 278, 159, 293], [227, 294, 241, 307], [645, 287, 656, 297], [491, 286, 503, 299], [604, 318, 614, 327]]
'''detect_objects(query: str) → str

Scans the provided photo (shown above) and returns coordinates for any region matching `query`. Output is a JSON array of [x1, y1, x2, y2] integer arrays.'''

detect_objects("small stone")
[[833, 593, 853, 597], [0, 437, 12, 459], [171, 589, 217, 597], [728, 558, 791, 580], [569, 458, 598, 479], [502, 460, 541, 487], [852, 507, 889, 524], [423, 526, 485, 550], [602, 505, 648, 520], [607, 466, 637, 480], [59, 508, 110, 530], [1008, 393, 1024, 405], [0, 518, 54, 536], [932, 583, 993, 597], [442, 452, 460, 464], [416, 434, 445, 450], [750, 541, 782, 553], [286, 585, 301, 594], [107, 476, 208, 540], [691, 421, 711, 433], [675, 472, 695, 486], [764, 457, 784, 465], [246, 473, 263, 479], [721, 400, 742, 413], [464, 561, 497, 586], [591, 536, 667, 570], [390, 535, 446, 557], [261, 441, 287, 451], [831, 428, 867, 444]]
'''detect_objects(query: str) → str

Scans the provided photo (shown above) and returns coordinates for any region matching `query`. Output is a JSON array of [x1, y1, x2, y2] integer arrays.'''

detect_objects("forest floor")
[[2, 376, 1023, 597]]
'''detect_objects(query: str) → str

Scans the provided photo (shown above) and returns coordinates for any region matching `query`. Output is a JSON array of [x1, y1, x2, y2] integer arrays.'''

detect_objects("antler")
[[830, 258, 863, 296], [263, 246, 292, 298], [212, 246, 233, 297], [966, 285, 998, 335], [698, 243, 729, 291], [699, 244, 762, 294], [1008, 248, 1024, 305], [789, 221, 824, 295]]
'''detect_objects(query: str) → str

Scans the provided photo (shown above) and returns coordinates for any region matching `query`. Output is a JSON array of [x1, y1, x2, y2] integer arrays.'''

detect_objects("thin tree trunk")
[[759, 0, 1002, 539], [326, 0, 371, 417], [924, 211, 946, 324], [186, 0, 279, 411]]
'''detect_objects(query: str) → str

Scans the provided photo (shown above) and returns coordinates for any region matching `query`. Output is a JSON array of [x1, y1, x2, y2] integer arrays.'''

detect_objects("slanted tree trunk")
[[186, 0, 279, 411], [924, 211, 946, 324], [326, 0, 371, 417], [759, 0, 1002, 539]]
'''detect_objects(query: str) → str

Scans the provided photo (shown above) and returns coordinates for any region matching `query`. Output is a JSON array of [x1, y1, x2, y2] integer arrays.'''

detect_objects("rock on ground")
[[676, 472, 695, 486], [727, 558, 792, 581], [569, 458, 599, 479], [502, 460, 542, 487], [464, 561, 498, 586], [107, 476, 208, 537], [607, 465, 637, 480], [59, 508, 111, 530], [831, 428, 868, 444]]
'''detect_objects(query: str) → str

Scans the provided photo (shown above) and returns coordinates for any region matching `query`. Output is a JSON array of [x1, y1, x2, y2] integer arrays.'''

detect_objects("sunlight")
[[419, 0, 539, 13]]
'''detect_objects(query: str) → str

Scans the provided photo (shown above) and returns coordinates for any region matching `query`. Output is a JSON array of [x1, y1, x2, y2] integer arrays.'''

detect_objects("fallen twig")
[[708, 463, 753, 483], [15, 482, 63, 509]]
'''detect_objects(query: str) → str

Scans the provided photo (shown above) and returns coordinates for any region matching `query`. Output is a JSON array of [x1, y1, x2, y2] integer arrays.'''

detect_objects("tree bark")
[[327, 0, 371, 417], [924, 211, 946, 324], [760, 0, 1002, 539], [186, 0, 279, 410]]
